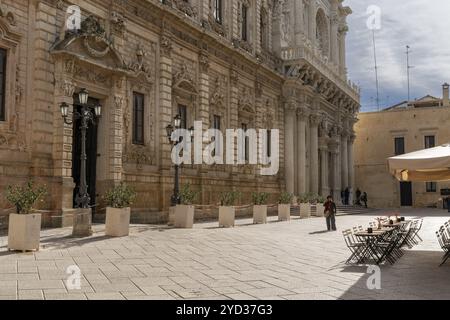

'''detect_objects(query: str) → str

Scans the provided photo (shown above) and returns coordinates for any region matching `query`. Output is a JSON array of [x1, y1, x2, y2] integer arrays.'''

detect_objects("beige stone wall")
[[355, 107, 450, 209], [0, 0, 360, 225]]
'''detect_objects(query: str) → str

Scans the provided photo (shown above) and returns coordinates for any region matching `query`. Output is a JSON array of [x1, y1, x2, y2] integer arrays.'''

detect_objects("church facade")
[[0, 0, 360, 224]]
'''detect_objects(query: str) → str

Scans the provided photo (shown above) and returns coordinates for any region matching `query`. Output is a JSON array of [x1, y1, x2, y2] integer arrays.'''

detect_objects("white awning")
[[388, 144, 450, 182]]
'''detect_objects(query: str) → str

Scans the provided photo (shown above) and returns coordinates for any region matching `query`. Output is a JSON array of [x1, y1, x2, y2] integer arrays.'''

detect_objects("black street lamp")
[[60, 89, 102, 209], [166, 115, 194, 206]]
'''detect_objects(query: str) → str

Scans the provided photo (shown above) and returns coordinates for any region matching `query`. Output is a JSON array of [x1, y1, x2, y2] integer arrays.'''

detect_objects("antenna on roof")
[[372, 30, 380, 111], [406, 45, 414, 102]]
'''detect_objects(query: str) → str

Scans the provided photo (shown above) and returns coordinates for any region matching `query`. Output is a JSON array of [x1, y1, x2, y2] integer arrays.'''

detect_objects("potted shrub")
[[219, 191, 241, 228], [252, 192, 269, 224], [175, 184, 199, 229], [299, 193, 311, 218], [104, 183, 137, 237], [5, 181, 47, 252], [278, 192, 293, 221]]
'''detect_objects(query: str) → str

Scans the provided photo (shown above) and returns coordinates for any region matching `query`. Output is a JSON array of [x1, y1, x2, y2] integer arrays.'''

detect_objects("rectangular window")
[[241, 5, 248, 41], [242, 123, 249, 162], [267, 130, 271, 158], [132, 92, 145, 145], [394, 137, 405, 156], [0, 48, 6, 121], [178, 105, 187, 129], [426, 182, 437, 193], [425, 135, 435, 149], [214, 0, 223, 24]]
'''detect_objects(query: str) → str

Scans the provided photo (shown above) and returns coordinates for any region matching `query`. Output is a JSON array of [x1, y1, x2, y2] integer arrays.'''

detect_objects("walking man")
[[323, 195, 337, 231], [344, 187, 350, 205]]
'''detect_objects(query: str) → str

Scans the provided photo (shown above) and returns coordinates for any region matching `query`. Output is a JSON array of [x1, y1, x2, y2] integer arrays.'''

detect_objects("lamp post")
[[166, 115, 194, 207], [60, 89, 102, 209]]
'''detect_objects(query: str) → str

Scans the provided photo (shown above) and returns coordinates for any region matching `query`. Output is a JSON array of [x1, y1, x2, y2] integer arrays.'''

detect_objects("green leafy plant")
[[5, 181, 47, 214], [180, 184, 199, 205], [298, 193, 310, 204], [279, 192, 293, 204], [316, 195, 326, 204], [252, 192, 269, 205], [104, 183, 137, 209], [219, 191, 241, 206]]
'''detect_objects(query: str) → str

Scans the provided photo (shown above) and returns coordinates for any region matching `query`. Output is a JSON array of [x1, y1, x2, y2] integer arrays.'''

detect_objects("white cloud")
[[345, 0, 450, 111]]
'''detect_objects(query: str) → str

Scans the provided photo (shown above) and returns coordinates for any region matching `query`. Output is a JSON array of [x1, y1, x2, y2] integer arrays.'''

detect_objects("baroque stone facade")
[[0, 0, 359, 224]]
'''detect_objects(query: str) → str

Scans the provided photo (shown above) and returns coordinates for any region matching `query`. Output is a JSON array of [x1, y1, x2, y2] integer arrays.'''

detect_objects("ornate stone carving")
[[123, 145, 156, 170], [110, 11, 126, 36], [173, 63, 197, 94], [114, 95, 124, 109], [0, 133, 26, 151], [199, 51, 209, 73], [160, 34, 172, 57], [126, 43, 153, 82], [230, 68, 239, 85], [173, 0, 198, 18], [60, 79, 76, 97], [238, 87, 254, 113], [210, 77, 225, 107]]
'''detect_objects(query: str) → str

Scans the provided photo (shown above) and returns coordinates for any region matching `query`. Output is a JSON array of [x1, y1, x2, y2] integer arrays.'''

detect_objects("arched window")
[[316, 9, 329, 56], [213, 0, 223, 24]]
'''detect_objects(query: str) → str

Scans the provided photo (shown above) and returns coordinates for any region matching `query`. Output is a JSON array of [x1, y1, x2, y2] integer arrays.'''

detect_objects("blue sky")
[[344, 0, 450, 112]]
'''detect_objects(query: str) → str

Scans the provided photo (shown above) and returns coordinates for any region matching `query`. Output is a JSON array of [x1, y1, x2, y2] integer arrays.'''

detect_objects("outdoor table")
[[381, 220, 409, 229], [354, 229, 394, 264]]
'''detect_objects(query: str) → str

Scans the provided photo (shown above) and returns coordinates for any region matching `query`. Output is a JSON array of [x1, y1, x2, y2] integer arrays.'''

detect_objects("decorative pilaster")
[[110, 76, 126, 183], [348, 133, 356, 190], [159, 31, 173, 169], [284, 102, 296, 194]]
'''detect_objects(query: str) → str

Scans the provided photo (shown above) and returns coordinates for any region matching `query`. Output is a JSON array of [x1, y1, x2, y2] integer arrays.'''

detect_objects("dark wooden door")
[[400, 182, 413, 207], [72, 96, 99, 212]]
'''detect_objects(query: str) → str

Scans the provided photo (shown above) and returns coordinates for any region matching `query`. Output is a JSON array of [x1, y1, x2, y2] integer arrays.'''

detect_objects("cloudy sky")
[[344, 0, 450, 112]]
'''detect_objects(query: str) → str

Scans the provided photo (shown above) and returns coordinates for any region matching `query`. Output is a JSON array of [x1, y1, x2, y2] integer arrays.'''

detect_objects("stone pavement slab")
[[0, 208, 449, 300]]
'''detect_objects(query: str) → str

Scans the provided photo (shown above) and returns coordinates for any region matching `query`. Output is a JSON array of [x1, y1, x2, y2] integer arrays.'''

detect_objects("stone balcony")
[[281, 45, 360, 103]]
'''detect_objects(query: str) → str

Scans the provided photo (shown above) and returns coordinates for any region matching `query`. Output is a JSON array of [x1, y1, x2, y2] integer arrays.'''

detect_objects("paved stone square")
[[0, 209, 449, 300]]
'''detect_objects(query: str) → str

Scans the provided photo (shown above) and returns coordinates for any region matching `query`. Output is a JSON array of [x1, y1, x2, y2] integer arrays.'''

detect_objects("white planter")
[[174, 205, 195, 229], [219, 206, 235, 228], [105, 207, 131, 237], [315, 204, 324, 217], [299, 203, 311, 218], [253, 205, 268, 224], [8, 213, 41, 252], [278, 204, 291, 221]]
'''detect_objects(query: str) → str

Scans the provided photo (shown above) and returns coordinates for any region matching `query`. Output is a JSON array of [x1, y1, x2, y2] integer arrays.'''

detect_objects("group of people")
[[322, 188, 369, 232], [340, 188, 368, 208]]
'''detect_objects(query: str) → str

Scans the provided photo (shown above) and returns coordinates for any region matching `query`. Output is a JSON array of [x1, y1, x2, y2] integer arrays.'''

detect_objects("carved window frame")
[[127, 79, 153, 148], [0, 16, 21, 132]]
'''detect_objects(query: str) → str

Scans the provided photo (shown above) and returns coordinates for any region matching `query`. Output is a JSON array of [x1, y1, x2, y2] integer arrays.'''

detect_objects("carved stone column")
[[308, 0, 317, 47], [285, 102, 296, 194], [348, 133, 356, 191], [329, 141, 340, 199], [309, 113, 320, 195], [319, 141, 329, 197], [331, 14, 339, 65], [296, 106, 308, 195], [110, 77, 126, 183], [341, 132, 349, 190]]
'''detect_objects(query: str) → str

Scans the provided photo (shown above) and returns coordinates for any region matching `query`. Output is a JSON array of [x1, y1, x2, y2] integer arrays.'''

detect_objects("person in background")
[[340, 190, 345, 205], [361, 192, 368, 208], [344, 187, 350, 205], [323, 195, 337, 231], [356, 188, 362, 206]]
